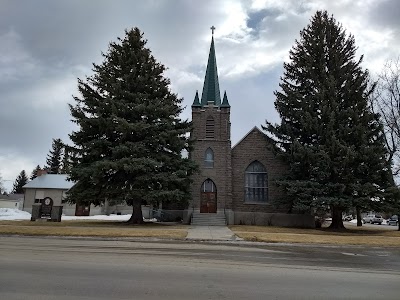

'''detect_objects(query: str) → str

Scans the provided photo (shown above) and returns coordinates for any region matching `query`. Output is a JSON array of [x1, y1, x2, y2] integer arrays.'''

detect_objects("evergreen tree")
[[60, 146, 71, 174], [12, 170, 28, 194], [264, 11, 394, 229], [68, 28, 197, 224], [46, 138, 64, 174], [30, 165, 42, 180]]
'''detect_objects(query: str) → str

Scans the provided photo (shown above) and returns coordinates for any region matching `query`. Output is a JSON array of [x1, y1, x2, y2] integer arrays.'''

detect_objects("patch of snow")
[[61, 214, 131, 221], [0, 208, 31, 220], [341, 252, 366, 256], [0, 208, 157, 222]]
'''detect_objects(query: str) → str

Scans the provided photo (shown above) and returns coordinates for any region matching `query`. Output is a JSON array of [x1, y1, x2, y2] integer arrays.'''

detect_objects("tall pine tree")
[[12, 170, 28, 194], [46, 138, 64, 174], [60, 146, 72, 174], [264, 11, 393, 229], [68, 28, 196, 224], [30, 165, 42, 180]]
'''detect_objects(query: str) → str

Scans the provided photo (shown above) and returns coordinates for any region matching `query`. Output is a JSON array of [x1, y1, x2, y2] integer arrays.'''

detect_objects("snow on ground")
[[0, 208, 156, 222], [62, 214, 131, 221], [0, 208, 31, 220]]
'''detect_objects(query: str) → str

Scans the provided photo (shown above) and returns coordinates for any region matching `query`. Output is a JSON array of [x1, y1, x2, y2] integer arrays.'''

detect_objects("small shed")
[[22, 172, 74, 215], [22, 171, 102, 216]]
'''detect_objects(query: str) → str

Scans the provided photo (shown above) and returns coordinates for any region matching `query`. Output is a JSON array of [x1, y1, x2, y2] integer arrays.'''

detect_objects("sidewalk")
[[186, 225, 243, 241]]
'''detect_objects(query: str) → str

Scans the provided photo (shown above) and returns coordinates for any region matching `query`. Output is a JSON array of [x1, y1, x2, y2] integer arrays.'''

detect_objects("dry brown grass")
[[0, 220, 188, 239], [229, 225, 400, 246], [0, 220, 161, 227]]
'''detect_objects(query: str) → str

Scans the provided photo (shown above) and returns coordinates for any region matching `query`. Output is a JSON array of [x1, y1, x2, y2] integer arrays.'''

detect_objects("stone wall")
[[231, 127, 288, 213], [233, 212, 315, 228], [190, 105, 232, 211]]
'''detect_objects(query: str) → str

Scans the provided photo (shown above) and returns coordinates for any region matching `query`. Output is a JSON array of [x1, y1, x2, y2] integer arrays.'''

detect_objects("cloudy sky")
[[0, 0, 399, 191]]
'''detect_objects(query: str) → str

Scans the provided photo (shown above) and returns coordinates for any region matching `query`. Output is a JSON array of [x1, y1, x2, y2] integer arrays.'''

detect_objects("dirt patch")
[[229, 225, 400, 246]]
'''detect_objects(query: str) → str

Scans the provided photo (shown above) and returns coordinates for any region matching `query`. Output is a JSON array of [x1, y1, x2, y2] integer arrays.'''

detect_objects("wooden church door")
[[200, 179, 217, 213]]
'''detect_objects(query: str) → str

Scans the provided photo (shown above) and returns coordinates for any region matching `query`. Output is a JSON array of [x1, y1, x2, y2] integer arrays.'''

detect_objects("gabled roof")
[[232, 126, 266, 150], [23, 174, 75, 190]]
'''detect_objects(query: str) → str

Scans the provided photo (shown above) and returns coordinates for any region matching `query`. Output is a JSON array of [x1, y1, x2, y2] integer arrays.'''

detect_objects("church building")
[[189, 31, 314, 227]]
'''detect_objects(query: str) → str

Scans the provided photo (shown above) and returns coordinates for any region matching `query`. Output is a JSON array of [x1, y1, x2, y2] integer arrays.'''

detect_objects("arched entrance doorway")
[[200, 179, 217, 213]]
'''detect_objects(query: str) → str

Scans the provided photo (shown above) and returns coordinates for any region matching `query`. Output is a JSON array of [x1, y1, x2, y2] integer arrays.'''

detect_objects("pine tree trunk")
[[126, 207, 134, 223], [329, 205, 345, 229], [127, 199, 144, 224], [356, 206, 362, 227]]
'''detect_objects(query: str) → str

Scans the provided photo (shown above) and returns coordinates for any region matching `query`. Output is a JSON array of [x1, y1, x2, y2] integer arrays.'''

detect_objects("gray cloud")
[[1, 0, 399, 191]]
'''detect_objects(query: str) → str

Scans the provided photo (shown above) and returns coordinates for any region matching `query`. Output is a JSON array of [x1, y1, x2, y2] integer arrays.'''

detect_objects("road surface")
[[0, 236, 399, 299]]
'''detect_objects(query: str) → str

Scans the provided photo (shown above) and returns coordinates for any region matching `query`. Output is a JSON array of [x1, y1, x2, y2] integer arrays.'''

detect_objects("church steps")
[[191, 212, 226, 226]]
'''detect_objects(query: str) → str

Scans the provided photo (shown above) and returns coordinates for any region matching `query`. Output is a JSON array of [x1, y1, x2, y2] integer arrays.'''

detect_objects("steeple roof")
[[192, 90, 201, 107], [200, 36, 221, 106], [220, 90, 230, 108]]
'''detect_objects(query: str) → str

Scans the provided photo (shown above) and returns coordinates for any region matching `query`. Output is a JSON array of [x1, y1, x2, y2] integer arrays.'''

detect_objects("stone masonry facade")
[[188, 33, 315, 227], [231, 127, 288, 213], [190, 104, 232, 212]]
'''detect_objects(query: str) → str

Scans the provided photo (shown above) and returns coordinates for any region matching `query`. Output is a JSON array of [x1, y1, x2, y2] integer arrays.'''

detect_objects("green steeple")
[[200, 36, 221, 106], [220, 90, 230, 108], [192, 90, 201, 107]]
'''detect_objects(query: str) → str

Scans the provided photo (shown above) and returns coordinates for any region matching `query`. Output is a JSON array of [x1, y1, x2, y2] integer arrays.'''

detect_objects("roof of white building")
[[23, 174, 75, 190]]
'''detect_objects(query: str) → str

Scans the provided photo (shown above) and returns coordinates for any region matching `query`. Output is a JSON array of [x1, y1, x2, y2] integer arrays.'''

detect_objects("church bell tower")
[[190, 27, 232, 213]]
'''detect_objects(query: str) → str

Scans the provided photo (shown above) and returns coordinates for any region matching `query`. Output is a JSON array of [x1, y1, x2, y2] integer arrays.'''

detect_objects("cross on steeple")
[[210, 26, 216, 35]]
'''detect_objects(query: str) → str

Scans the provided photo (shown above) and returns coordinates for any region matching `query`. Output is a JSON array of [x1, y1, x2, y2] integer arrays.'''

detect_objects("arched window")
[[201, 179, 216, 192], [204, 148, 214, 168], [205, 116, 215, 139], [245, 161, 268, 202]]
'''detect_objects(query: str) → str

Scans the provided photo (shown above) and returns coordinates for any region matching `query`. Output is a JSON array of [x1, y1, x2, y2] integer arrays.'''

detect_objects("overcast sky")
[[0, 0, 399, 191]]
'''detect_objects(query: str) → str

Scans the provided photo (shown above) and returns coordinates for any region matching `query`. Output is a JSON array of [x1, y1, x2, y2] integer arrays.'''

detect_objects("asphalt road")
[[0, 236, 399, 300]]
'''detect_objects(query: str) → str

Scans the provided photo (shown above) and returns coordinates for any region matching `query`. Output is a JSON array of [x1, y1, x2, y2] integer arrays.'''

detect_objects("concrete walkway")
[[186, 225, 243, 241]]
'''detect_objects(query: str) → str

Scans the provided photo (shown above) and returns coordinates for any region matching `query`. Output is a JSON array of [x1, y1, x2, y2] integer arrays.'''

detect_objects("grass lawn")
[[2, 220, 399, 246], [229, 225, 400, 246], [0, 220, 188, 239]]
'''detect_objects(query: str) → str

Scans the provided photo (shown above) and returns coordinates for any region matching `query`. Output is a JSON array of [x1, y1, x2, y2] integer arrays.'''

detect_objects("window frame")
[[244, 161, 268, 203], [201, 179, 216, 193], [204, 147, 214, 168]]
